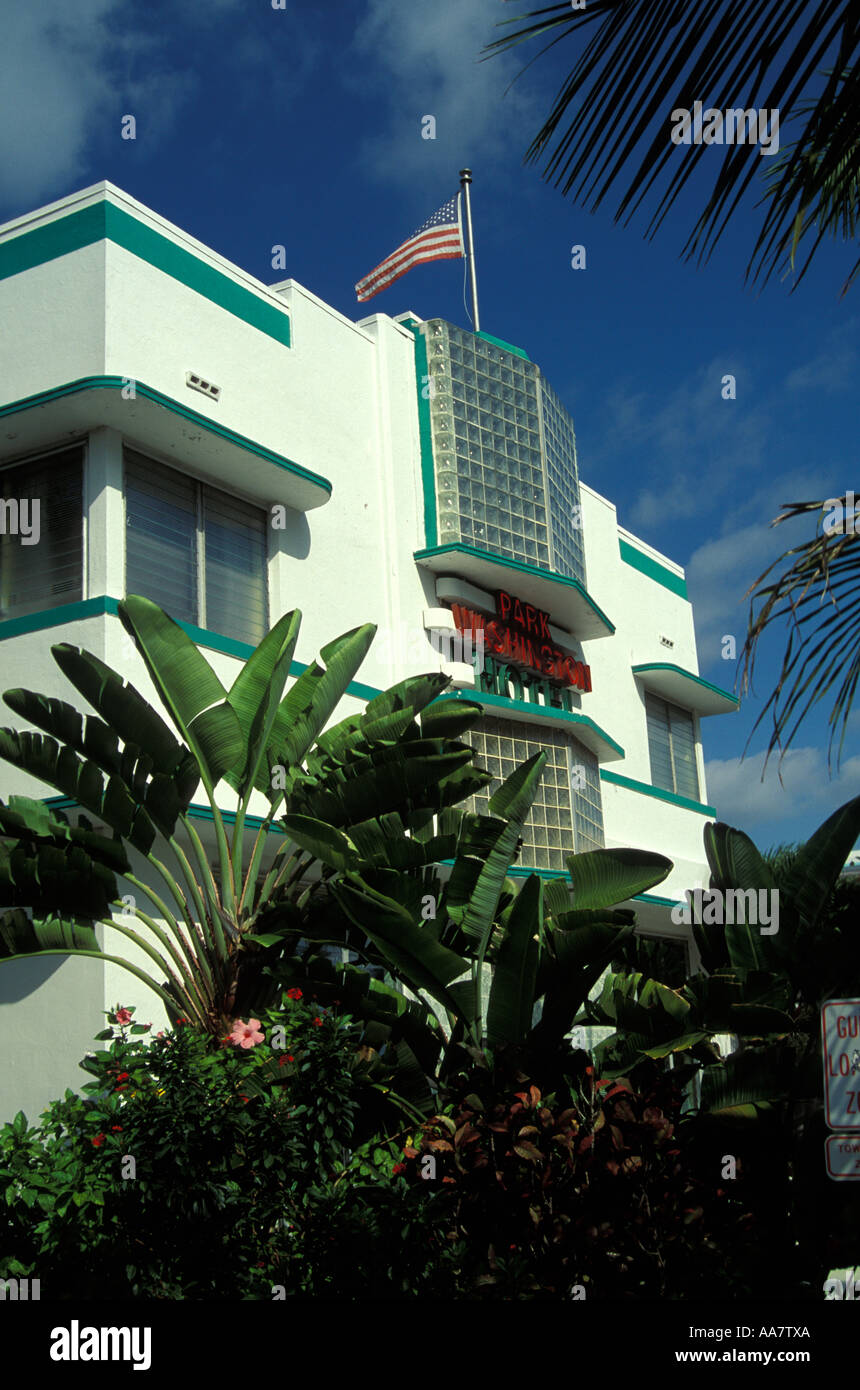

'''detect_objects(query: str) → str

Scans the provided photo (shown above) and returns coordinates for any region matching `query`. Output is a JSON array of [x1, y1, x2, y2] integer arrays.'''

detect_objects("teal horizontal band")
[[0, 201, 291, 347], [0, 597, 382, 704], [599, 767, 715, 817], [0, 377, 331, 499], [632, 662, 738, 711], [414, 542, 615, 635], [41, 795, 287, 836], [619, 539, 688, 599], [476, 330, 530, 362], [434, 689, 624, 759]]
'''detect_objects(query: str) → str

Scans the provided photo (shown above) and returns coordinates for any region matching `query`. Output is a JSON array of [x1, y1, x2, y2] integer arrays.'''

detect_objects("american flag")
[[355, 195, 464, 303]]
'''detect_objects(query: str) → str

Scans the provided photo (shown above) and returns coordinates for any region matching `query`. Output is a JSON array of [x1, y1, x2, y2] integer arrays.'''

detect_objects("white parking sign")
[[822, 1000, 860, 1130]]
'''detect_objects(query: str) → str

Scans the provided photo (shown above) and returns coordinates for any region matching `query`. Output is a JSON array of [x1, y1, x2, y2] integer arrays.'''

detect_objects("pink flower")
[[228, 1018, 264, 1049], [115, 1008, 132, 1025]]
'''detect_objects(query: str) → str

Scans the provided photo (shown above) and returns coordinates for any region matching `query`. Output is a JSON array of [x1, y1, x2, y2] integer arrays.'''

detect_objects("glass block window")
[[464, 717, 604, 871], [539, 376, 587, 586], [425, 321, 551, 570], [0, 446, 83, 620], [125, 449, 269, 645], [645, 693, 700, 800], [423, 321, 586, 586]]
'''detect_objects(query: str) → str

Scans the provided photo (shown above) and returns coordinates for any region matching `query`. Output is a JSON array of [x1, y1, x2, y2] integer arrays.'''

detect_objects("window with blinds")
[[0, 447, 83, 620], [645, 692, 700, 801], [125, 449, 268, 645]]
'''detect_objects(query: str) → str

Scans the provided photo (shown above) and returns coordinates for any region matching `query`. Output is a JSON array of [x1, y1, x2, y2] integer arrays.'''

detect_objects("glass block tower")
[[412, 318, 607, 868], [422, 320, 586, 585]]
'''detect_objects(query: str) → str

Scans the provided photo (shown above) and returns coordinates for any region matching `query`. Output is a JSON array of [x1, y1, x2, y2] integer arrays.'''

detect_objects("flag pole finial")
[[459, 169, 480, 333]]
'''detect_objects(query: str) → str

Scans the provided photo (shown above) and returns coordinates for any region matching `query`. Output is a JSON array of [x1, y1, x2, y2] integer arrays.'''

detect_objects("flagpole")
[[459, 168, 480, 332]]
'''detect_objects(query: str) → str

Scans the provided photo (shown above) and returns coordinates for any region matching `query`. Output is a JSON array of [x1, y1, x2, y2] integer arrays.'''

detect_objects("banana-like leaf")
[[0, 907, 100, 956], [49, 644, 188, 777], [118, 595, 244, 788], [420, 696, 485, 740], [486, 873, 541, 1047], [704, 822, 777, 895], [279, 815, 361, 873], [0, 797, 130, 874], [699, 1045, 794, 1117], [0, 730, 157, 856], [780, 793, 860, 932], [534, 919, 635, 1045], [267, 624, 377, 780], [330, 875, 470, 1027], [224, 609, 302, 796], [447, 754, 546, 953], [566, 847, 673, 909]]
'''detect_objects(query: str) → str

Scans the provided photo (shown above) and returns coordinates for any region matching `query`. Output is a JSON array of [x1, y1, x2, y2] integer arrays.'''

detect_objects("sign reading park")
[[821, 1000, 860, 1131], [450, 589, 591, 693]]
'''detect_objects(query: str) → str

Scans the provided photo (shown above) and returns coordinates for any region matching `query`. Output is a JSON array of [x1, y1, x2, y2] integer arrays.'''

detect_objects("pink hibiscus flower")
[[115, 1007, 132, 1025], [228, 1018, 264, 1049]]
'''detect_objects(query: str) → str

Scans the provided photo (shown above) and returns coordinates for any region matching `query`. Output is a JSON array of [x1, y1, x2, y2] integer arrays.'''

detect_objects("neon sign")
[[449, 589, 591, 693]]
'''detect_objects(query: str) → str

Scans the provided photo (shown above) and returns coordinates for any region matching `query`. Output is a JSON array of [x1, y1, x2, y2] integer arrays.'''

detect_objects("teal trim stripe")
[[600, 767, 715, 817], [433, 690, 624, 758], [42, 795, 287, 836], [619, 539, 687, 599], [0, 200, 291, 347], [0, 597, 381, 703], [631, 662, 738, 708], [0, 377, 331, 498], [414, 542, 615, 634], [401, 319, 437, 547], [476, 330, 530, 362]]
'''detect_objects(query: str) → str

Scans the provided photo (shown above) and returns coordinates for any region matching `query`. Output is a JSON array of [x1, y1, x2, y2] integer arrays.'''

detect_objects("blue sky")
[[1, 0, 857, 854]]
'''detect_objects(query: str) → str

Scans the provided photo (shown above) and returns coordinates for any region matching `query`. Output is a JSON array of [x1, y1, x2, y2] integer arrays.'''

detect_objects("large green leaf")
[[0, 731, 157, 856], [448, 754, 546, 953], [267, 624, 377, 781], [781, 793, 860, 932], [224, 608, 302, 796], [50, 644, 189, 777], [486, 874, 541, 1047], [280, 815, 360, 873], [330, 875, 470, 1027], [566, 847, 673, 909], [118, 595, 244, 789], [534, 919, 635, 1045]]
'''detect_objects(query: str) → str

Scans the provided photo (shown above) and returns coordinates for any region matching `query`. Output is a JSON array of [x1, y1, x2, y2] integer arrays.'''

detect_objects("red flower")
[[312, 1017, 323, 1027], [92, 1133, 106, 1147], [116, 1073, 129, 1082], [115, 1008, 132, 1026], [111, 1126, 123, 1132], [286, 987, 303, 1001], [392, 1162, 407, 1177]]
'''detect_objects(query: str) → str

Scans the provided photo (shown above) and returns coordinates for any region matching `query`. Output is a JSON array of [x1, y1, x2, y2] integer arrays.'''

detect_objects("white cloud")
[[705, 746, 860, 830], [348, 0, 541, 186], [0, 0, 248, 211]]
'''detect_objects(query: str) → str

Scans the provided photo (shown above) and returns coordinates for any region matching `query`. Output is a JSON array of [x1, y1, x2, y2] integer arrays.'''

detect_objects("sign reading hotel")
[[822, 1000, 860, 1131], [449, 589, 591, 700]]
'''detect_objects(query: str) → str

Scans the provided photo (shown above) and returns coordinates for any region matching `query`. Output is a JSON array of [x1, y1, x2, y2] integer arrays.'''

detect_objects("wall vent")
[[186, 372, 221, 401], [659, 635, 674, 648]]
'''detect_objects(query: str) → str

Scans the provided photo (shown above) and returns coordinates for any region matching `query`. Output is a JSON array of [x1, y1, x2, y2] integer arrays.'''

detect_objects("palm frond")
[[485, 1, 860, 289], [739, 495, 860, 770]]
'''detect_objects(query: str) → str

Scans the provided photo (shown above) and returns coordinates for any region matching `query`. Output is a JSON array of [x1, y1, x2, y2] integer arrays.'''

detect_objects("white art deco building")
[[0, 182, 737, 1119]]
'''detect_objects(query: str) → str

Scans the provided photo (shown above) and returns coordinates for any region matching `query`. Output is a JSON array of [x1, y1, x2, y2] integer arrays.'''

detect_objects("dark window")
[[0, 447, 83, 620]]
